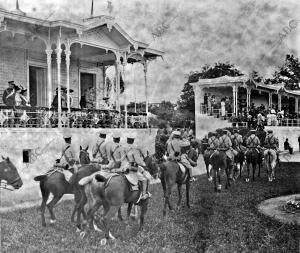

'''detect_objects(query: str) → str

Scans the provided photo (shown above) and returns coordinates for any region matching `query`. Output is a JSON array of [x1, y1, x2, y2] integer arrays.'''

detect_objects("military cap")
[[8, 81, 15, 85], [63, 134, 72, 140], [172, 130, 181, 137], [267, 129, 273, 133], [223, 130, 228, 134]]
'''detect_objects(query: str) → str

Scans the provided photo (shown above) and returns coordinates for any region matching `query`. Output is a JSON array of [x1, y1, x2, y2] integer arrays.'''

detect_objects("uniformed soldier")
[[2, 81, 16, 107], [246, 130, 261, 148], [180, 141, 197, 181], [166, 131, 182, 161], [92, 131, 109, 164], [122, 136, 152, 200], [55, 134, 78, 181], [200, 134, 209, 154], [218, 130, 234, 179], [232, 129, 246, 152], [264, 129, 279, 151], [102, 134, 124, 170], [205, 132, 219, 181]]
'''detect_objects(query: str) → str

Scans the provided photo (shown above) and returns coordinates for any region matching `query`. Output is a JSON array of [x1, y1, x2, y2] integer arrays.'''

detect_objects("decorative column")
[[246, 87, 251, 112], [143, 60, 149, 128], [56, 44, 62, 128], [295, 97, 298, 113], [232, 85, 238, 116], [193, 85, 203, 139], [278, 93, 282, 111], [45, 46, 52, 108], [122, 62, 128, 128], [115, 60, 121, 113], [102, 65, 106, 99], [65, 45, 71, 113], [268, 92, 273, 109]]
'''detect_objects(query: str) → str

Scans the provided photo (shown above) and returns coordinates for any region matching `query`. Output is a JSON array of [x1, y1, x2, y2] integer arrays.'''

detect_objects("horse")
[[245, 148, 261, 182], [160, 159, 191, 217], [33, 149, 102, 229], [233, 149, 245, 179], [0, 156, 23, 190], [79, 153, 160, 239], [263, 148, 277, 182], [210, 149, 232, 192], [203, 148, 213, 180]]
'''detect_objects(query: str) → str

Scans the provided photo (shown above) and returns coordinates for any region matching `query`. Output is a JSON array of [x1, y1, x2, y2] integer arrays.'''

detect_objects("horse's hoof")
[[49, 219, 56, 224], [76, 228, 81, 233], [80, 231, 86, 239], [93, 221, 102, 232]]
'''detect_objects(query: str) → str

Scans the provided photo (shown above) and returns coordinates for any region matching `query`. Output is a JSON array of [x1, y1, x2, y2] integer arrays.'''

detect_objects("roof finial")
[[12, 0, 26, 16], [91, 0, 94, 17], [16, 0, 19, 10]]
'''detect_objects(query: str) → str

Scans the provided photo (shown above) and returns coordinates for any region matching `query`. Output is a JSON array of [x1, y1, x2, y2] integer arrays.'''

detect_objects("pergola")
[[0, 6, 164, 128]]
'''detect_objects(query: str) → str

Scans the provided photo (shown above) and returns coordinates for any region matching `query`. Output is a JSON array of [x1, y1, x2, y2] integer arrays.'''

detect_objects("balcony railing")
[[0, 106, 148, 128]]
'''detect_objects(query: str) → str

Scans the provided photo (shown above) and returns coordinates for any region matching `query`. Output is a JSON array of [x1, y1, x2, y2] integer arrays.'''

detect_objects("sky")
[[1, 0, 300, 103]]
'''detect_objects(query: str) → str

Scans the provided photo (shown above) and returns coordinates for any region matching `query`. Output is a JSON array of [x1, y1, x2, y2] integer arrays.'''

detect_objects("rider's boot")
[[140, 180, 150, 200]]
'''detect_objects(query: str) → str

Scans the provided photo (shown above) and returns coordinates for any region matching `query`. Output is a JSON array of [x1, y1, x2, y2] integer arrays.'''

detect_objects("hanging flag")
[[91, 0, 94, 17]]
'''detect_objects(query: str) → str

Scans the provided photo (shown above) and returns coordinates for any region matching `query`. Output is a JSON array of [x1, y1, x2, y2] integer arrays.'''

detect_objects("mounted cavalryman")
[[92, 131, 109, 164], [166, 130, 182, 161]]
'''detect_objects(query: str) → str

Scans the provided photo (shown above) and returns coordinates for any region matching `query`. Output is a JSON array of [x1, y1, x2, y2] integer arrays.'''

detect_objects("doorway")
[[29, 66, 47, 107], [80, 73, 96, 97]]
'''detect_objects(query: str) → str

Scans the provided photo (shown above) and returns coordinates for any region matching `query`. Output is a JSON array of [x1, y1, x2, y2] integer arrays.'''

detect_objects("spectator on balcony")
[[2, 81, 17, 107], [51, 87, 67, 109], [85, 86, 96, 109], [221, 98, 226, 117], [15, 85, 30, 107]]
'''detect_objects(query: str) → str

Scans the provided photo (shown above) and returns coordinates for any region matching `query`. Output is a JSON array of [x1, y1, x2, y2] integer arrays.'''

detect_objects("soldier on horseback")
[[180, 141, 197, 182], [245, 129, 261, 182], [92, 131, 109, 164], [123, 136, 152, 200], [102, 134, 125, 170], [204, 132, 220, 181], [166, 131, 182, 161], [55, 134, 79, 181], [218, 130, 235, 180], [263, 129, 279, 181]]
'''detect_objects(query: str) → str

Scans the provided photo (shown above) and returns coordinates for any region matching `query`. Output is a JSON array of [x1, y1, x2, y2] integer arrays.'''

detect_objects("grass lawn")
[[1, 163, 300, 253]]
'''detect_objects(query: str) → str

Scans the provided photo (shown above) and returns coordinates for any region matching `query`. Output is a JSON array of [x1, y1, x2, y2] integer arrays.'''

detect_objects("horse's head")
[[144, 154, 160, 179], [0, 156, 23, 189], [79, 146, 90, 165]]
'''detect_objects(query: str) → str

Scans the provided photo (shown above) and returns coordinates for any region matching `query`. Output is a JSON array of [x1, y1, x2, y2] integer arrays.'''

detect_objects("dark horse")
[[0, 156, 23, 190], [160, 159, 191, 217], [203, 148, 214, 180], [79, 154, 160, 239], [233, 149, 245, 179], [245, 148, 262, 182], [210, 149, 232, 192], [33, 146, 102, 229]]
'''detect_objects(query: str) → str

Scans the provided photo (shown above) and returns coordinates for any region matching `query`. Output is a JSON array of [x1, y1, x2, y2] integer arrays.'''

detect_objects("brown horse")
[[33, 147, 102, 229], [245, 148, 261, 182], [0, 156, 23, 190], [160, 159, 191, 217], [210, 150, 232, 192], [79, 154, 159, 240]]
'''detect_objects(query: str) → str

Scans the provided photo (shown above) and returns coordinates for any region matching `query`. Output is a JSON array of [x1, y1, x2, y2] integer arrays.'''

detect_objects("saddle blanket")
[[79, 171, 139, 191], [178, 162, 186, 174], [43, 167, 73, 182]]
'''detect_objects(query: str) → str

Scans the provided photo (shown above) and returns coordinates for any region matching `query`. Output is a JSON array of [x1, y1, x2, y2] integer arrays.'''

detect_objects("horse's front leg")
[[139, 200, 149, 231], [252, 163, 256, 181], [186, 181, 190, 208], [246, 162, 250, 182], [176, 184, 182, 209]]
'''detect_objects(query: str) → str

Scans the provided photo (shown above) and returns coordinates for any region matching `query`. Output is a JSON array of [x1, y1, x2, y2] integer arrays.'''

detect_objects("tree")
[[177, 62, 244, 113], [264, 54, 300, 90]]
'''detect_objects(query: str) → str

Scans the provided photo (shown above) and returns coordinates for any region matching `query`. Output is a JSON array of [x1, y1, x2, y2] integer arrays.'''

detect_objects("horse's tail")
[[34, 175, 47, 181], [159, 163, 167, 194], [95, 174, 106, 182]]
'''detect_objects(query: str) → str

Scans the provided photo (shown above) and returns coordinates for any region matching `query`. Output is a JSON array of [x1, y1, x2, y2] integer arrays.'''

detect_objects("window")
[[23, 149, 33, 163]]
